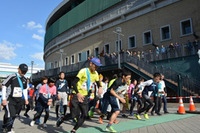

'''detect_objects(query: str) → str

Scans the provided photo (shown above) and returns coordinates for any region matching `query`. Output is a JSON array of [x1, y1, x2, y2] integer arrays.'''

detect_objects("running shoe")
[[35, 119, 41, 125], [105, 126, 117, 133], [144, 113, 149, 119], [56, 116, 64, 127], [99, 117, 103, 124], [70, 130, 76, 133], [130, 113, 134, 116], [43, 123, 47, 128], [88, 110, 94, 117], [113, 120, 119, 124], [30, 120, 35, 127], [24, 113, 30, 118], [156, 113, 162, 116], [134, 114, 142, 120], [122, 114, 128, 118]]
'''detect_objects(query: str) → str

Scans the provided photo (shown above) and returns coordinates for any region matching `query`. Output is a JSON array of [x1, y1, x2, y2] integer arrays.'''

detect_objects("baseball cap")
[[19, 63, 28, 72], [90, 57, 102, 66]]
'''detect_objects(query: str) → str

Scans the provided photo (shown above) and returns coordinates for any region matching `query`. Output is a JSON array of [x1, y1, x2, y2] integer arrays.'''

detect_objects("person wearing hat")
[[56, 57, 103, 133], [1, 63, 29, 133]]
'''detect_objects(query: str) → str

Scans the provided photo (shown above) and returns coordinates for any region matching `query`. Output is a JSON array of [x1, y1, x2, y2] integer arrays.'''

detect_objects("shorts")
[[56, 92, 68, 106], [101, 92, 120, 114]]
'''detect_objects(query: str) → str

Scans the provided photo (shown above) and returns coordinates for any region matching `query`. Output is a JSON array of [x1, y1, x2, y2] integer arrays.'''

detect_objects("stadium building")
[[33, 0, 200, 97], [44, 0, 200, 69]]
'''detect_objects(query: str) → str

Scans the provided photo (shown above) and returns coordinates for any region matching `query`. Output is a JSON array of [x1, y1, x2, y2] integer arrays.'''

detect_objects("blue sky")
[[0, 0, 63, 68]]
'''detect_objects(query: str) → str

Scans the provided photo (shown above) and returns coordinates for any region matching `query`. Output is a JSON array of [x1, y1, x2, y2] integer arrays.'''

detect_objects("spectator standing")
[[161, 45, 166, 59], [169, 43, 175, 58]]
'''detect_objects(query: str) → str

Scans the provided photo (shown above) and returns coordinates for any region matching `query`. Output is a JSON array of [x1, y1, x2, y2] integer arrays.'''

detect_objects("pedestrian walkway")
[[72, 114, 197, 133], [0, 103, 199, 133]]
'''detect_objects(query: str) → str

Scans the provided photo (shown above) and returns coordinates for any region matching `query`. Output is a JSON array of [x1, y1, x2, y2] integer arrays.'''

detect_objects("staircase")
[[121, 54, 200, 97]]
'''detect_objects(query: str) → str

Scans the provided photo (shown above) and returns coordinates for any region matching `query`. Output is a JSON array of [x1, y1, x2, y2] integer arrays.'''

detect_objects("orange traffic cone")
[[178, 97, 186, 114], [189, 96, 196, 111], [96, 100, 99, 109]]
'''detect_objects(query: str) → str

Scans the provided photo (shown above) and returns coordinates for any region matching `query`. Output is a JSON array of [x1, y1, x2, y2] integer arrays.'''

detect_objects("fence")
[[33, 48, 200, 96]]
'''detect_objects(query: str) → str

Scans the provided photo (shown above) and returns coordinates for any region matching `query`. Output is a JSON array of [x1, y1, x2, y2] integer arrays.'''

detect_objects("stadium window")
[[128, 35, 136, 49], [55, 61, 58, 68], [51, 62, 54, 69], [115, 39, 122, 52], [180, 18, 193, 36], [71, 55, 75, 64], [160, 25, 171, 41], [104, 44, 110, 54], [143, 30, 152, 45], [86, 50, 90, 59], [94, 47, 99, 57], [65, 57, 69, 65], [78, 53, 81, 62]]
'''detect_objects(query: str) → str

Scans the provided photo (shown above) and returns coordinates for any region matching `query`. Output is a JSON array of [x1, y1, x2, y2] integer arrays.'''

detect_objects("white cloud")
[[23, 21, 42, 30], [32, 34, 43, 41], [16, 43, 23, 47], [30, 52, 43, 61], [37, 29, 45, 34], [0, 41, 18, 60]]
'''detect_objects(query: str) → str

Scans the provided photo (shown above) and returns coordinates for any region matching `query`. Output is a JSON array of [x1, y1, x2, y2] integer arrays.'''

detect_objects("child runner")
[[55, 72, 69, 118], [34, 76, 48, 124], [100, 70, 131, 132], [129, 79, 137, 116], [30, 78, 56, 128], [137, 73, 161, 119]]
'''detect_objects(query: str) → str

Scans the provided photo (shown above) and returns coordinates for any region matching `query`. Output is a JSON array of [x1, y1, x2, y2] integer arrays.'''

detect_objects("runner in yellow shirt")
[[56, 57, 103, 133]]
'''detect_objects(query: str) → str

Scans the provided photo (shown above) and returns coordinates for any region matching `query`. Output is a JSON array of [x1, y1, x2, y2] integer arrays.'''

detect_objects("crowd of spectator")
[[101, 39, 200, 64]]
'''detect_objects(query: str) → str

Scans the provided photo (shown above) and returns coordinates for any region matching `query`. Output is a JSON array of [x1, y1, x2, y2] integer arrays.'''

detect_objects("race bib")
[[81, 81, 93, 91], [12, 87, 22, 97], [81, 81, 87, 91]]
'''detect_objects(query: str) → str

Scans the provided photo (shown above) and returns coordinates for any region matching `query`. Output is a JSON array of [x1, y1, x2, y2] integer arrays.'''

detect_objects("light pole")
[[56, 48, 67, 72], [113, 27, 124, 69], [59, 49, 64, 72], [30, 61, 34, 82]]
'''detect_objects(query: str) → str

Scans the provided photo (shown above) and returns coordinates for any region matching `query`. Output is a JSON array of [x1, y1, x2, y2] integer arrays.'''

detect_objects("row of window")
[[129, 18, 193, 48], [49, 18, 193, 68]]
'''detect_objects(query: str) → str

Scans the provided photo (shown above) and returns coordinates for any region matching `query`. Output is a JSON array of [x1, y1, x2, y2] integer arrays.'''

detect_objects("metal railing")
[[33, 48, 200, 96], [128, 43, 200, 62]]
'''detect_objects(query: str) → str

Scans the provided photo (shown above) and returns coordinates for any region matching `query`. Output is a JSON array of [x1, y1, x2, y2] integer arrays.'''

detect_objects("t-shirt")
[[35, 83, 42, 100], [159, 80, 166, 96], [129, 83, 135, 99], [138, 79, 158, 96], [107, 78, 126, 95], [2, 73, 28, 102], [108, 79, 117, 88], [100, 81, 107, 98], [56, 79, 68, 93], [75, 68, 99, 96], [39, 84, 56, 99]]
